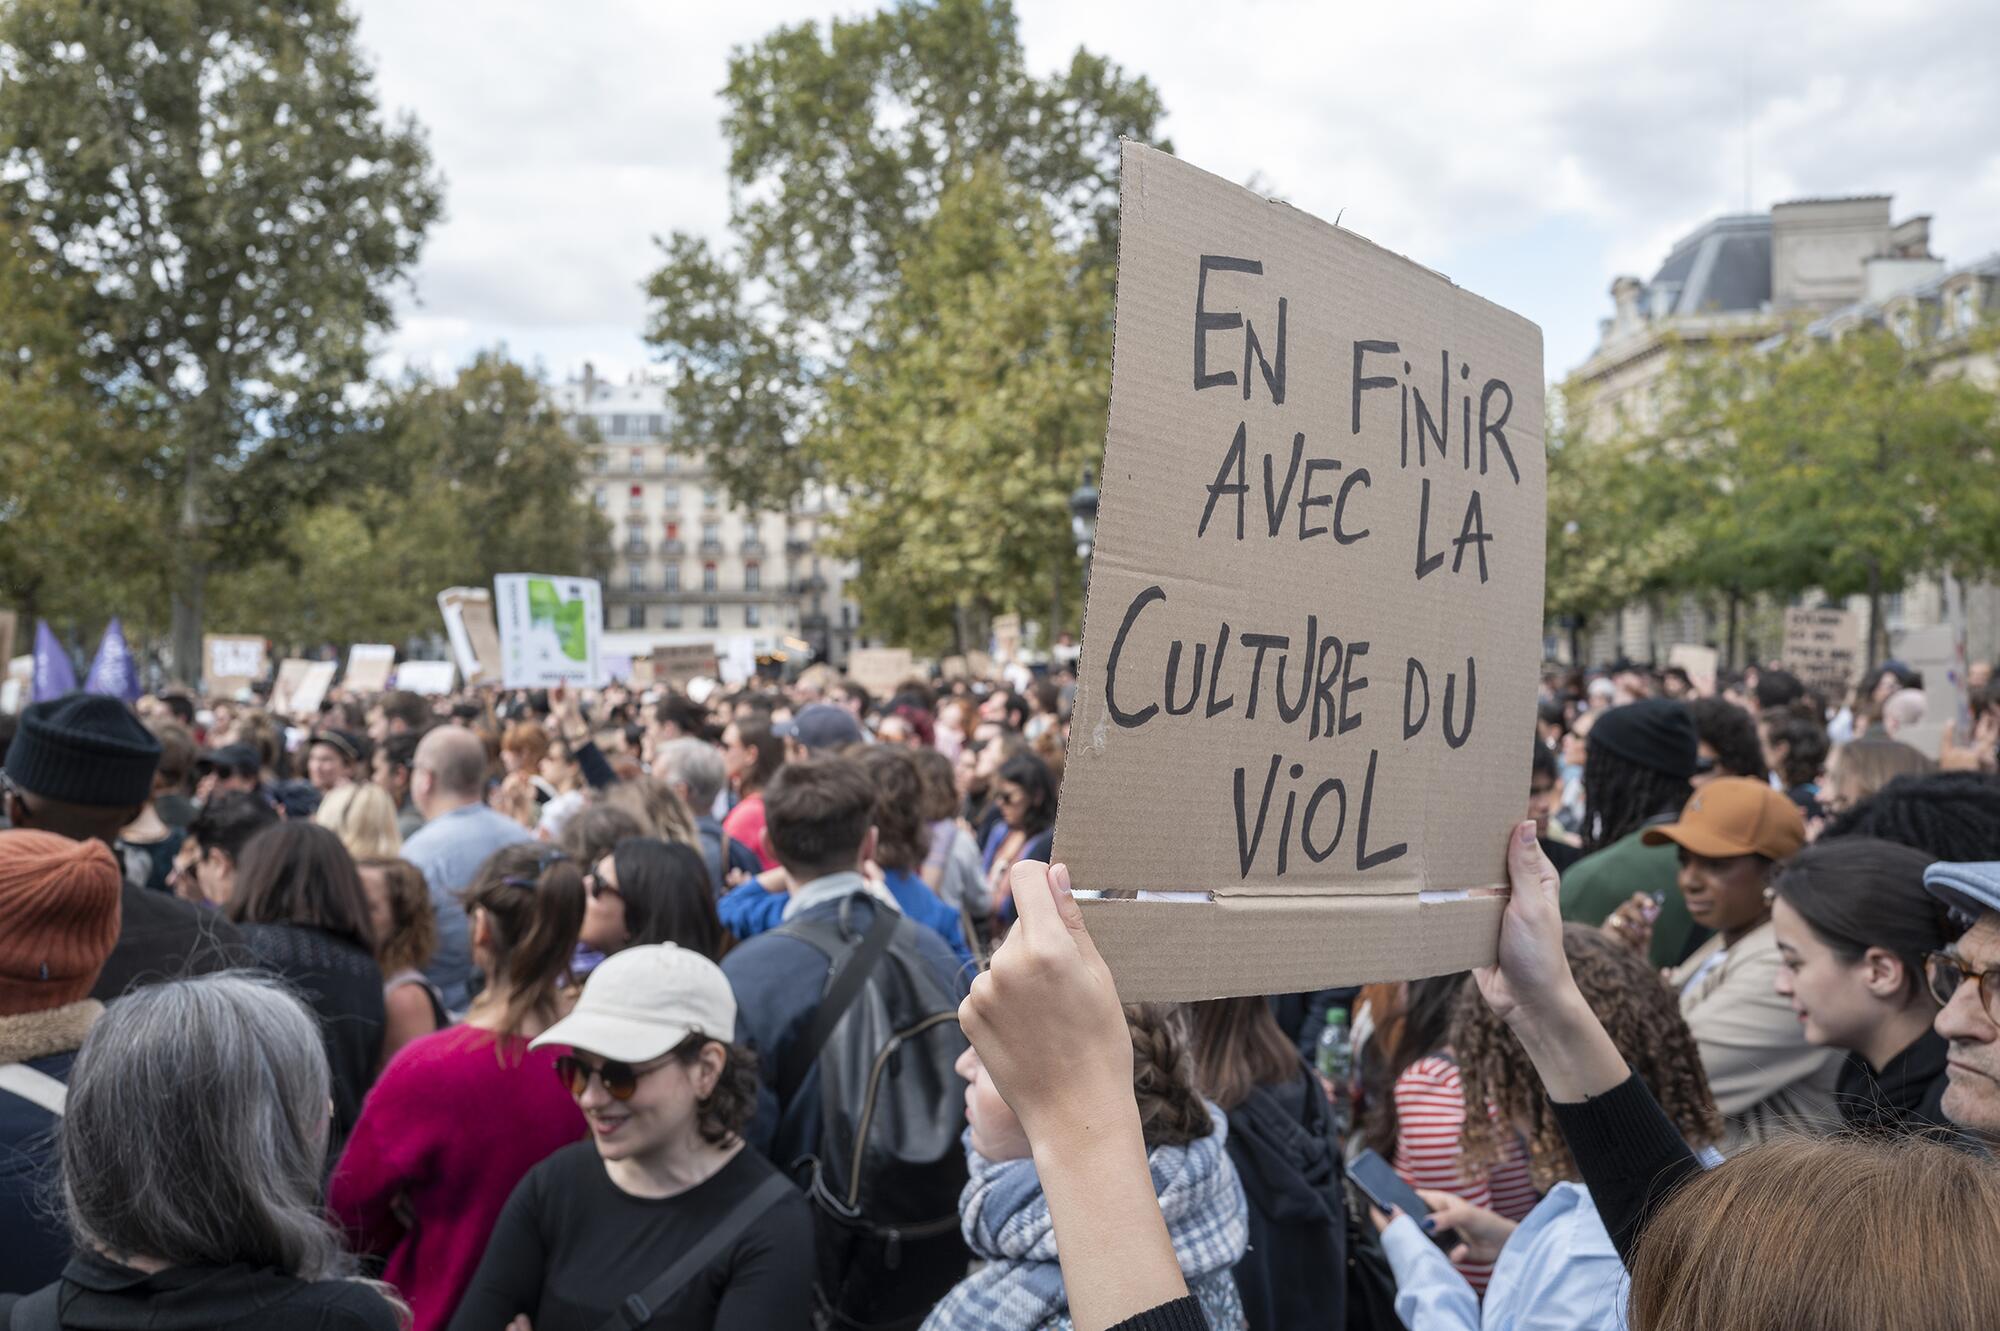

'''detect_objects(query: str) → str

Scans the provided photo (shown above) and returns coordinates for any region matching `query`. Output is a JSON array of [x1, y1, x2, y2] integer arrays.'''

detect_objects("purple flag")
[[83, 616, 142, 703], [31, 619, 78, 702]]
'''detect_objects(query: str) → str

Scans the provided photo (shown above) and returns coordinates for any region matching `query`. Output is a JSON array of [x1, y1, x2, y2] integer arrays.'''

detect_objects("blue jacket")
[[718, 871, 973, 973], [1, 1048, 77, 1295], [1381, 1181, 1626, 1330], [721, 887, 968, 1172]]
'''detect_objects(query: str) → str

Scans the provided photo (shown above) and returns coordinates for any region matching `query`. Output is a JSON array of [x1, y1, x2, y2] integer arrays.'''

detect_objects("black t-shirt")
[[447, 1141, 815, 1331]]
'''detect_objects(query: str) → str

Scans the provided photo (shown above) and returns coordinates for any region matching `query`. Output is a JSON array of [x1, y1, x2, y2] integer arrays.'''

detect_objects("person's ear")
[[1860, 946, 1909, 1000]]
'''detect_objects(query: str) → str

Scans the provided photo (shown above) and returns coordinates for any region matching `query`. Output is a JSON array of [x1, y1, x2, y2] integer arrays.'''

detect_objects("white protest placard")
[[393, 660, 457, 695], [494, 574, 603, 688], [438, 587, 504, 687], [344, 644, 396, 694], [718, 636, 758, 687], [203, 635, 267, 694], [269, 659, 315, 716], [992, 613, 1023, 663], [290, 661, 337, 717], [1782, 607, 1861, 703], [2, 654, 30, 715], [1055, 145, 1545, 1001], [653, 642, 721, 687], [1667, 644, 1719, 697]]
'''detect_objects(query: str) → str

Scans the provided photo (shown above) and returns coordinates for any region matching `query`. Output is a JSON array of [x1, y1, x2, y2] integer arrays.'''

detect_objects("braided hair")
[[1820, 771, 2000, 864], [1581, 742, 1691, 853], [1455, 925, 1721, 1191], [1126, 1003, 1213, 1152]]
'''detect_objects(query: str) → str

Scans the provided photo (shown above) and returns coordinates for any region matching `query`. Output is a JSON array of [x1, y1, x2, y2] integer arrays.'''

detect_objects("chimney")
[[582, 360, 598, 402], [1610, 276, 1646, 336]]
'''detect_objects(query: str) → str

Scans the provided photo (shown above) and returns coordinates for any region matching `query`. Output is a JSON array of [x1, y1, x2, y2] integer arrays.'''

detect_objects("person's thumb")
[[1506, 820, 1558, 901]]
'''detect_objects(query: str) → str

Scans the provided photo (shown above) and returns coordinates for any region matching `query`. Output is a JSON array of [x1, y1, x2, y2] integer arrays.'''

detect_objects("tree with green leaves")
[[208, 352, 608, 648], [0, 0, 441, 679], [645, 0, 1164, 643]]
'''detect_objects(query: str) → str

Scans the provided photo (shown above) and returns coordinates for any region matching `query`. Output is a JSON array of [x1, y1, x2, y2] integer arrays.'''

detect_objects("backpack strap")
[[0, 1064, 67, 1116], [776, 905, 899, 1102], [592, 1172, 795, 1330]]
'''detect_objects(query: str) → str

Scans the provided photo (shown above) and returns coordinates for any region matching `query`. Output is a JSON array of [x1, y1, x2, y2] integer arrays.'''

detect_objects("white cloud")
[[352, 0, 2000, 381]]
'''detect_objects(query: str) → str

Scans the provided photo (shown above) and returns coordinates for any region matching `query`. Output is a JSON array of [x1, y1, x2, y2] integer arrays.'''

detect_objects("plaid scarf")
[[921, 1104, 1249, 1331]]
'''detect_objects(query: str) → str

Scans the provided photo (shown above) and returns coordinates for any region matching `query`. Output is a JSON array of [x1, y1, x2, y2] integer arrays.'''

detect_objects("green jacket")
[[1559, 829, 1696, 969]]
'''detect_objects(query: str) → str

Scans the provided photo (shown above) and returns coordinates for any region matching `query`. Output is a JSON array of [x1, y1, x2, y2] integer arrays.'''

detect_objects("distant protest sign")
[[393, 660, 456, 695], [291, 661, 337, 716], [0, 611, 15, 672], [203, 635, 266, 694], [848, 647, 915, 697], [1667, 644, 1718, 696], [270, 659, 315, 715], [344, 644, 396, 694], [495, 574, 603, 688], [992, 614, 1022, 662], [1055, 145, 1546, 1001], [1782, 608, 1861, 702], [438, 587, 504, 686], [652, 643, 720, 687]]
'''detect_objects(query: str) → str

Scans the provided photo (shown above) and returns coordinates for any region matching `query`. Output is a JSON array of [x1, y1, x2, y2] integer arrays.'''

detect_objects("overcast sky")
[[352, 0, 2000, 388]]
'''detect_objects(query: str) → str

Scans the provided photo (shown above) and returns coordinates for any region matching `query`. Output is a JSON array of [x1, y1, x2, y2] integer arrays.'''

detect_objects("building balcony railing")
[[623, 539, 650, 556], [785, 539, 812, 557], [660, 538, 685, 556], [698, 539, 725, 557], [740, 539, 767, 557]]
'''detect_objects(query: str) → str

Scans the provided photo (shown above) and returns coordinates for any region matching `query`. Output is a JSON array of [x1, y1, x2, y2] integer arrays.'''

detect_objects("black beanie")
[[1588, 698, 1698, 780], [4, 693, 162, 808]]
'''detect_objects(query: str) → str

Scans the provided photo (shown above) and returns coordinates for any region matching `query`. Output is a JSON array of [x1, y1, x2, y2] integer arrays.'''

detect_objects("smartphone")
[[1346, 1148, 1457, 1250]]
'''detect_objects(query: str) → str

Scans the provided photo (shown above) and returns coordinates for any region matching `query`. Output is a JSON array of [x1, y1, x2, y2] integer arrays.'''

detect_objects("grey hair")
[[60, 972, 355, 1280], [656, 737, 724, 811]]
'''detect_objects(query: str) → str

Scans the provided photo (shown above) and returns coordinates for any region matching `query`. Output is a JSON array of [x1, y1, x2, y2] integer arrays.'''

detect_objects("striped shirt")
[[1391, 1054, 1541, 1296]]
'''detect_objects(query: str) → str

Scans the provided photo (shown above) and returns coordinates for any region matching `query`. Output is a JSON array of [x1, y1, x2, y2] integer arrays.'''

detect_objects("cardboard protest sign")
[[1893, 622, 1972, 762], [992, 614, 1023, 663], [393, 660, 456, 695], [1, 654, 30, 715], [438, 588, 504, 686], [203, 635, 267, 695], [291, 661, 337, 717], [1055, 145, 1545, 1001], [1667, 644, 1718, 697], [495, 574, 603, 688], [269, 659, 316, 716], [344, 644, 397, 694], [1782, 608, 1861, 702], [0, 611, 15, 673], [653, 643, 720, 687], [847, 648, 915, 697]]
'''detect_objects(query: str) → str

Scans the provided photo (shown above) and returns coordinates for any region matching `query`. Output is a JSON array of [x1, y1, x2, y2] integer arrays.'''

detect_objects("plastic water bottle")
[[1316, 1006, 1353, 1135]]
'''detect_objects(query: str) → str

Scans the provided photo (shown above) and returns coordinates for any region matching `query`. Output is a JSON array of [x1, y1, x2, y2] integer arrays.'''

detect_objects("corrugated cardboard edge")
[[1076, 891, 1505, 1001], [1080, 879, 1504, 995]]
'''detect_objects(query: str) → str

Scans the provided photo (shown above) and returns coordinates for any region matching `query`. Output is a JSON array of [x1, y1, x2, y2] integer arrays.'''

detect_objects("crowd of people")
[[0, 645, 1996, 1330]]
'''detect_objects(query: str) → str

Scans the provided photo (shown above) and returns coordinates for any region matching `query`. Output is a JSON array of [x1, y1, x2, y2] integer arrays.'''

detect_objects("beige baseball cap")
[[529, 943, 737, 1063]]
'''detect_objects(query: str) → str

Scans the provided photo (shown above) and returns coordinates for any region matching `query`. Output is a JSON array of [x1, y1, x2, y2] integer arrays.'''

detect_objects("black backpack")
[[776, 899, 971, 1331]]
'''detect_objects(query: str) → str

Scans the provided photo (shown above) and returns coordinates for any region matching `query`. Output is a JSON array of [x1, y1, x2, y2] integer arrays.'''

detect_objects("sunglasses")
[[1692, 757, 1718, 775], [1924, 951, 2000, 1021], [554, 1053, 670, 1101], [584, 870, 620, 901]]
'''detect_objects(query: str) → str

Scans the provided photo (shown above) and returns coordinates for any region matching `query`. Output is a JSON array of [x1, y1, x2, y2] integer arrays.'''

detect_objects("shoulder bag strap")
[[0, 1064, 67, 1116], [594, 1172, 796, 1330], [776, 905, 899, 1101]]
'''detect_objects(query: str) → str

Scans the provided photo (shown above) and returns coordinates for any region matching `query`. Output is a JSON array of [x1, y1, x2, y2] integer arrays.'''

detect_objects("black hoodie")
[[0, 1252, 398, 1330], [1224, 1071, 1348, 1331]]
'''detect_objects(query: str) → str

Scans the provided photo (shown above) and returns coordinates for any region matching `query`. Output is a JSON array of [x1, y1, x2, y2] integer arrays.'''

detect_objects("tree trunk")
[[1568, 617, 1584, 669], [1050, 560, 1063, 649], [171, 439, 206, 689], [1865, 558, 1883, 671], [1726, 588, 1741, 669]]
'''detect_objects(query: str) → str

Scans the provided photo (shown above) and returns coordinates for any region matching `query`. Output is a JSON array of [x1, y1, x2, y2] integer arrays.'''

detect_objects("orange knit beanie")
[[0, 830, 122, 1013]]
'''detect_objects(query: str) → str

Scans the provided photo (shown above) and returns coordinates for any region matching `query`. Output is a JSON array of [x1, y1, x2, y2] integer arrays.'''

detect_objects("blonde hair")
[[1630, 1134, 2000, 1331], [314, 782, 403, 860], [602, 776, 700, 849], [1828, 738, 1931, 810]]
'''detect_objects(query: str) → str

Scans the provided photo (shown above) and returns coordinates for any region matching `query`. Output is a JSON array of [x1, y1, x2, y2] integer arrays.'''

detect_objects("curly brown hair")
[[1127, 1004, 1213, 1152], [1455, 925, 1721, 1191], [669, 1033, 761, 1145]]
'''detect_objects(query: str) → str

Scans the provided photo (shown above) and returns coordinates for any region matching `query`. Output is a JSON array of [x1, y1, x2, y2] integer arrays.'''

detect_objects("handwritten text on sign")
[[1056, 145, 1543, 906], [1096, 261, 1525, 880]]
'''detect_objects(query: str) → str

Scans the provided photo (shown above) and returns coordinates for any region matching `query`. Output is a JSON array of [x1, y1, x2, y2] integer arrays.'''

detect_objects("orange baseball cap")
[[1641, 777, 1806, 861]]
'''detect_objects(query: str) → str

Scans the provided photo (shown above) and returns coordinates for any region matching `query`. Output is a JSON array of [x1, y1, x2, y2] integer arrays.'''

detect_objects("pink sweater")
[[329, 1026, 585, 1331]]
